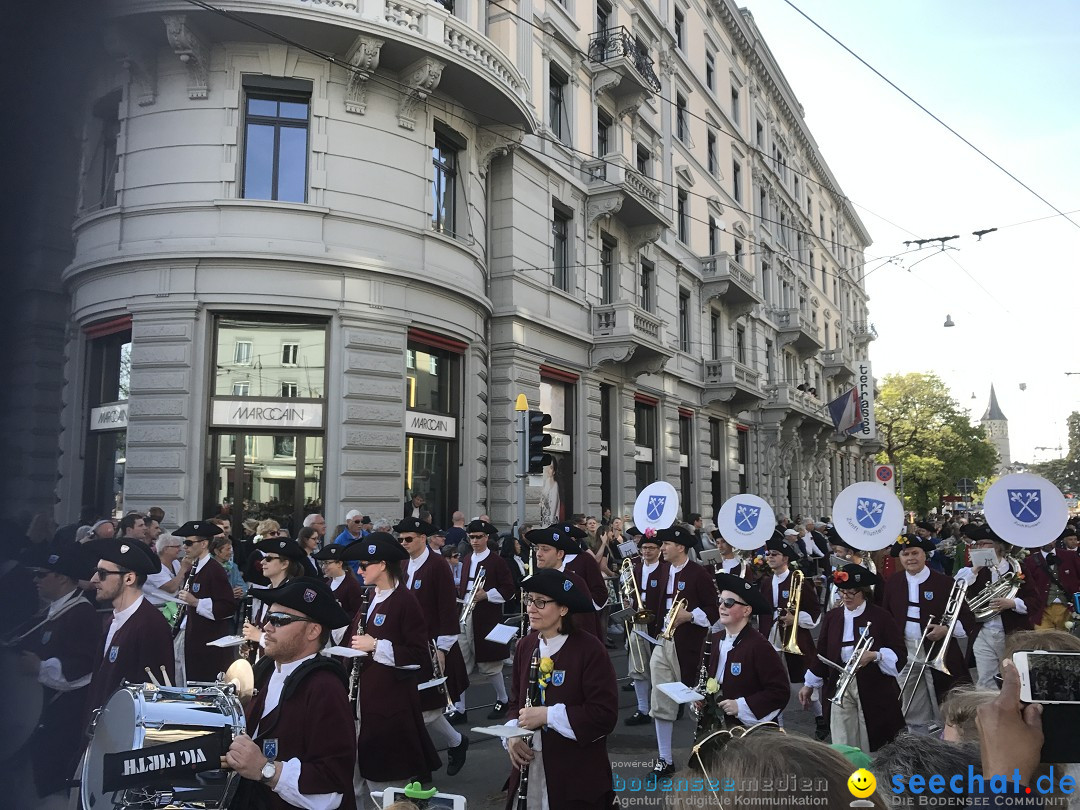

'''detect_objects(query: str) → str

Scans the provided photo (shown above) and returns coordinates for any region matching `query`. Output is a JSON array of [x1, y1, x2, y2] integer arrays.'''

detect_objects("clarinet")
[[693, 633, 716, 740], [515, 648, 541, 810], [349, 587, 372, 713], [171, 562, 197, 639], [239, 591, 261, 662]]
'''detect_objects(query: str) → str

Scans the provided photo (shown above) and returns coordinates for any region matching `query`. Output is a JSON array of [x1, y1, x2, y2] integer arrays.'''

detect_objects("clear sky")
[[739, 0, 1080, 465]]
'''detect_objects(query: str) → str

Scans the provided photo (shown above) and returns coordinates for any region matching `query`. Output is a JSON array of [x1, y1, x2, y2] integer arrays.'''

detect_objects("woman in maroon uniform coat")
[[226, 578, 356, 810], [19, 548, 100, 800], [314, 543, 366, 646], [800, 565, 906, 753], [345, 533, 441, 803], [174, 520, 237, 683], [505, 568, 618, 810]]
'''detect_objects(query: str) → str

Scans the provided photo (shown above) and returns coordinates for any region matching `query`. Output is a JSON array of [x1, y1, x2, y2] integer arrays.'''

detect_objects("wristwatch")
[[260, 760, 277, 783]]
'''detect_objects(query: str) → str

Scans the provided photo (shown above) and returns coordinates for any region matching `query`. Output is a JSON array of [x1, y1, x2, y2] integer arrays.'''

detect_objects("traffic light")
[[527, 410, 553, 474]]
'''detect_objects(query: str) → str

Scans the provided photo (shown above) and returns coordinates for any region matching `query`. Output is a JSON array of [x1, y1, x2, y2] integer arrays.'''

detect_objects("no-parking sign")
[[874, 464, 896, 492]]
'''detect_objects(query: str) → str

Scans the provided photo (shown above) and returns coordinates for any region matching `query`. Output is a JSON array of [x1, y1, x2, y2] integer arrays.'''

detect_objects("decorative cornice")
[[397, 56, 445, 130], [103, 24, 157, 107], [163, 15, 209, 100], [344, 34, 384, 115]]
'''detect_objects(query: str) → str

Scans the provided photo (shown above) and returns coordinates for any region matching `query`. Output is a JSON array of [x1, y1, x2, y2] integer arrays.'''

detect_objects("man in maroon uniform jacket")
[[701, 573, 789, 734], [86, 539, 175, 716], [648, 524, 719, 776], [883, 535, 974, 735], [552, 522, 610, 642], [174, 520, 237, 684], [1021, 533, 1080, 631], [801, 564, 906, 753], [757, 536, 824, 737], [531, 526, 604, 643], [20, 548, 100, 801], [624, 527, 668, 726], [455, 520, 515, 720], [226, 578, 356, 810], [395, 518, 470, 776]]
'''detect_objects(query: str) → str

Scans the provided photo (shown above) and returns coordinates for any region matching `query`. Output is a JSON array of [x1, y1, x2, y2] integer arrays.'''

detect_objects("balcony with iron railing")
[[851, 321, 878, 344], [105, 0, 536, 131], [591, 300, 672, 377], [586, 26, 661, 111], [819, 348, 855, 383], [704, 357, 765, 410], [581, 154, 669, 231], [762, 382, 833, 427], [701, 252, 763, 317], [770, 308, 824, 358]]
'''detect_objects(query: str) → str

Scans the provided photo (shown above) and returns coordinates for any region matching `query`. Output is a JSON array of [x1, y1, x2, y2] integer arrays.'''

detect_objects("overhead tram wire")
[[179, 0, 915, 290], [779, 0, 1080, 233]]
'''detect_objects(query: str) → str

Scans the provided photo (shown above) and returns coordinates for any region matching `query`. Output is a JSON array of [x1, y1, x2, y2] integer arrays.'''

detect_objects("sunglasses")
[[183, 538, 207, 546], [265, 612, 316, 628], [719, 597, 750, 608], [262, 555, 282, 563], [93, 567, 130, 579], [357, 561, 382, 571]]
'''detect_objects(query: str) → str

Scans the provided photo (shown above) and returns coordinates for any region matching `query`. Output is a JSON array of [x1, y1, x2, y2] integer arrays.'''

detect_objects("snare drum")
[[82, 683, 246, 809]]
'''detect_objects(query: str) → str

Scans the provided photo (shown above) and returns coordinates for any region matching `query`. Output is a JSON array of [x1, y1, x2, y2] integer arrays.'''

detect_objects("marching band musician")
[[343, 533, 441, 807], [227, 578, 357, 810], [314, 543, 366, 647], [504, 568, 618, 810], [454, 519, 515, 722], [19, 548, 100, 802], [757, 536, 825, 738], [825, 527, 878, 609], [242, 538, 307, 658], [86, 539, 174, 716], [700, 572, 790, 729], [624, 527, 668, 727], [531, 526, 605, 643], [555, 521, 611, 643], [799, 564, 905, 753], [954, 525, 1031, 688], [711, 531, 754, 579], [394, 517, 471, 777], [883, 535, 975, 735], [648, 524, 720, 776], [173, 520, 236, 684], [1021, 530, 1080, 631]]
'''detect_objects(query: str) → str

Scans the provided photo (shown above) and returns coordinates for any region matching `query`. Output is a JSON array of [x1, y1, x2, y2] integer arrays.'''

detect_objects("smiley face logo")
[[848, 768, 876, 798]]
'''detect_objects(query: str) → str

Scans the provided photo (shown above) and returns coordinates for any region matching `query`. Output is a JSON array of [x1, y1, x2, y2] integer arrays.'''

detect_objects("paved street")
[[427, 643, 819, 809]]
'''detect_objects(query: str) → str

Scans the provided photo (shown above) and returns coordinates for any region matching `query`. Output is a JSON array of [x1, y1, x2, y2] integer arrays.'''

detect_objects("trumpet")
[[660, 597, 688, 641], [460, 572, 486, 628], [818, 623, 874, 708], [779, 569, 804, 655], [967, 557, 1022, 621], [900, 578, 968, 715]]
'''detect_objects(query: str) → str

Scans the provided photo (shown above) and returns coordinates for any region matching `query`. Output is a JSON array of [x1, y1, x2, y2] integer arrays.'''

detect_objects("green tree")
[[876, 372, 999, 514], [1028, 412, 1080, 494]]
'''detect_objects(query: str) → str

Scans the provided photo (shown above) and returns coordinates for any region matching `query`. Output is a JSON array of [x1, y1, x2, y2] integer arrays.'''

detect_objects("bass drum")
[[82, 683, 245, 809]]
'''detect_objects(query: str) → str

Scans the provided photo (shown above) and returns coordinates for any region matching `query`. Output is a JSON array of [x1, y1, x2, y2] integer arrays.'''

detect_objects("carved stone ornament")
[[397, 56, 445, 130], [344, 34, 384, 115], [163, 15, 209, 100], [587, 194, 623, 229], [627, 224, 664, 255], [658, 49, 677, 78], [592, 69, 622, 99], [103, 24, 157, 106], [476, 126, 524, 177], [615, 91, 647, 119]]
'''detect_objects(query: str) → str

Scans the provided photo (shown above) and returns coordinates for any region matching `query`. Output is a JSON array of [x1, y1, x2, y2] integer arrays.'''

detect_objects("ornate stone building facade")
[[8, 0, 877, 532]]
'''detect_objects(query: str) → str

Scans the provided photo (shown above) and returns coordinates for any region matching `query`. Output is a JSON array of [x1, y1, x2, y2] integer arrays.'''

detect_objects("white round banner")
[[832, 481, 905, 551], [984, 473, 1068, 549], [716, 494, 777, 551], [633, 481, 680, 531]]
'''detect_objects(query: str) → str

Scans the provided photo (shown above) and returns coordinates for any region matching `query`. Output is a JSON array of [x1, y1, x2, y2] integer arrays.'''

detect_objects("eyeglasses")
[[265, 612, 316, 628], [523, 596, 555, 609], [690, 721, 784, 802], [719, 597, 750, 609], [93, 567, 130, 579], [350, 519, 362, 524]]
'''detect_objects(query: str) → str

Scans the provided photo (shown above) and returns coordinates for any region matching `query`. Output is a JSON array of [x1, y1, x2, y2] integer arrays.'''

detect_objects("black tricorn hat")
[[259, 577, 350, 629], [520, 568, 592, 614], [830, 563, 881, 589], [714, 572, 769, 614], [90, 538, 160, 575], [394, 518, 437, 536], [341, 532, 408, 563], [255, 537, 307, 562]]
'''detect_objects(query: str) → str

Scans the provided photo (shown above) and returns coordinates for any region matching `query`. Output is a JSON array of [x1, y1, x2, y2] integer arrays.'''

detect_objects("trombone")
[[778, 569, 804, 655], [899, 578, 968, 714], [817, 623, 874, 708], [619, 558, 655, 672]]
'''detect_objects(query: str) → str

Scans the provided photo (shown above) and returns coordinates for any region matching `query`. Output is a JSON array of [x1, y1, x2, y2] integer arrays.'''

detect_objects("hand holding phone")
[[976, 658, 1043, 784]]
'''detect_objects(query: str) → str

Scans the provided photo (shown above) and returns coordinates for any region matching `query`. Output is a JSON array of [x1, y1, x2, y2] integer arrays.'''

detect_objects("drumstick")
[[160, 665, 174, 687], [144, 667, 161, 687]]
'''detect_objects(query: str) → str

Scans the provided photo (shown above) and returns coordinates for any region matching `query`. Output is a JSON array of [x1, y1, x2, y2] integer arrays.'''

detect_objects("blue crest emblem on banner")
[[563, 580, 573, 591], [1008, 489, 1042, 522], [192, 583, 201, 594], [552, 671, 565, 687], [677, 581, 686, 591], [413, 580, 421, 589], [263, 739, 278, 761], [855, 498, 886, 529], [924, 591, 934, 601], [731, 662, 742, 676], [41, 631, 52, 645], [108, 646, 119, 663], [373, 614, 385, 627], [734, 503, 761, 531], [646, 495, 667, 521]]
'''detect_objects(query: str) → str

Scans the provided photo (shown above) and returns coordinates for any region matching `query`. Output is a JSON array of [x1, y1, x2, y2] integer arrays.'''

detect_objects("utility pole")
[[515, 394, 528, 538]]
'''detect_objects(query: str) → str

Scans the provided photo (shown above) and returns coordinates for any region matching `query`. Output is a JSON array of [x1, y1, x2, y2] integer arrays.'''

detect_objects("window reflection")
[[214, 317, 326, 398]]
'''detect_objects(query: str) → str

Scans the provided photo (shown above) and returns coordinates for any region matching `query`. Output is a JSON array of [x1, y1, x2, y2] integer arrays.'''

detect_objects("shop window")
[[215, 317, 326, 399]]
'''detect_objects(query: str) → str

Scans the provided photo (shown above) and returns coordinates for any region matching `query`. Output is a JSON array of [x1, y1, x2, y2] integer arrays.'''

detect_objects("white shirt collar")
[[669, 559, 688, 575], [408, 546, 430, 575], [273, 652, 316, 676], [471, 548, 490, 563], [113, 594, 144, 623], [47, 588, 82, 619], [905, 566, 931, 585], [564, 553, 578, 564], [539, 633, 569, 658], [329, 573, 345, 590], [843, 600, 867, 618]]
